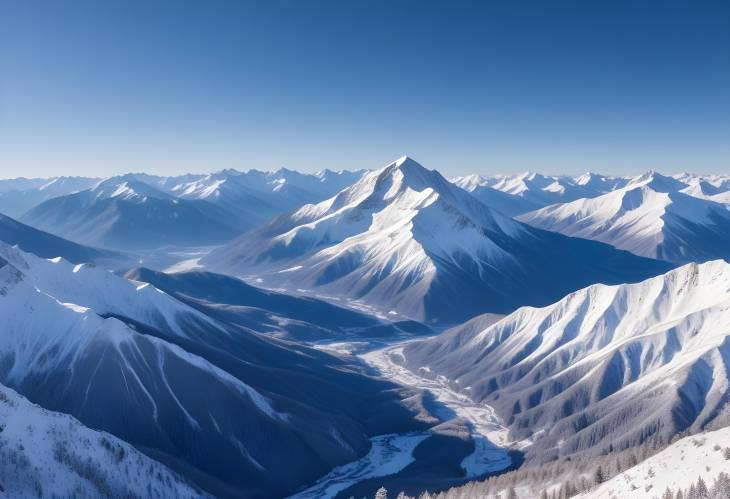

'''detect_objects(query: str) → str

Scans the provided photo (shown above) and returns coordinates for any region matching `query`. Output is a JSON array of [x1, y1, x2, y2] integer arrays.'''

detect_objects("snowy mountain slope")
[[576, 427, 730, 499], [0, 176, 98, 218], [680, 179, 730, 206], [400, 261, 730, 464], [450, 175, 542, 216], [171, 167, 366, 227], [672, 172, 730, 191], [171, 170, 299, 228], [203, 156, 672, 323], [453, 171, 630, 216], [0, 383, 204, 498], [126, 267, 433, 341], [21, 176, 242, 250], [0, 242, 427, 497], [0, 212, 132, 268], [518, 171, 730, 264]]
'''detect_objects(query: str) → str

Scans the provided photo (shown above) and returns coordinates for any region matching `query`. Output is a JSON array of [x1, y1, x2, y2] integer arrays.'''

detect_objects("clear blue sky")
[[1, 0, 729, 177]]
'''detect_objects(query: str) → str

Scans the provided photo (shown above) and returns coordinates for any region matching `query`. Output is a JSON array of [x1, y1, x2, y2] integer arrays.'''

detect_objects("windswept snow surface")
[[576, 427, 730, 498]]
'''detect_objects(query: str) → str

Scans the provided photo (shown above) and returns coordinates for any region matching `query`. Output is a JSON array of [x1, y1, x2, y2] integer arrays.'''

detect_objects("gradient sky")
[[1, 0, 729, 178]]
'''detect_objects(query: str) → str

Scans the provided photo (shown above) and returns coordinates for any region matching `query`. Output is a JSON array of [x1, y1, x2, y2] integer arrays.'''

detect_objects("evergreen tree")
[[593, 465, 606, 486], [696, 476, 708, 498], [375, 487, 388, 499]]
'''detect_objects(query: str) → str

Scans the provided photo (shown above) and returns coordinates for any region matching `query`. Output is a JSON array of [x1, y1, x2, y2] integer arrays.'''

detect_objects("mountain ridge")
[[203, 156, 673, 323]]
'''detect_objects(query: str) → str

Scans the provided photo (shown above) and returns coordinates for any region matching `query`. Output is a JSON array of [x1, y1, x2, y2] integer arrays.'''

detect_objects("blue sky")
[[1, 0, 729, 177]]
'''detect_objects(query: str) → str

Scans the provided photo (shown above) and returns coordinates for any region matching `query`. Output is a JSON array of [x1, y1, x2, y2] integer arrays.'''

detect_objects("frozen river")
[[290, 340, 515, 499]]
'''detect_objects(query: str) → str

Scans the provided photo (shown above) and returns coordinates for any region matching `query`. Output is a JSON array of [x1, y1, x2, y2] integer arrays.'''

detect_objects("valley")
[[292, 336, 518, 498], [7, 3, 730, 496], [2, 159, 730, 498]]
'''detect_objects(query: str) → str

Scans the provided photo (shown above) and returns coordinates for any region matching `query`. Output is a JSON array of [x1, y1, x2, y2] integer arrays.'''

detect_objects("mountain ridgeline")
[[204, 157, 673, 323]]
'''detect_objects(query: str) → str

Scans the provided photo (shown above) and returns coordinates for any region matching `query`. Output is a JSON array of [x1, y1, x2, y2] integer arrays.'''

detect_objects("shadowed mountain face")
[[125, 267, 433, 341], [0, 212, 131, 268], [400, 261, 730, 464], [0, 243, 428, 498], [203, 157, 673, 324], [21, 177, 243, 251]]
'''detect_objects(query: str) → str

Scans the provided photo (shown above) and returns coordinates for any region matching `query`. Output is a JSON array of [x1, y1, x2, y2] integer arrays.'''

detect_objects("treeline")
[[360, 431, 730, 499], [365, 472, 730, 499]]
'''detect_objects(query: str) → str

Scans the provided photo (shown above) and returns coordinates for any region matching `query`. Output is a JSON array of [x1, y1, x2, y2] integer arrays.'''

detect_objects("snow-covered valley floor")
[[290, 341, 516, 498], [362, 344, 517, 475]]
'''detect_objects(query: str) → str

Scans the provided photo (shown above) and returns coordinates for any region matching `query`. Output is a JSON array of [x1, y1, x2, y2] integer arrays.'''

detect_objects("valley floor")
[[291, 340, 518, 498]]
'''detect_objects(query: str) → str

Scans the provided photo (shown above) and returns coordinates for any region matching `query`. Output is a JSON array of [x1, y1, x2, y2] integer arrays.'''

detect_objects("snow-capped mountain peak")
[[89, 175, 173, 201], [203, 157, 670, 323], [626, 170, 687, 192]]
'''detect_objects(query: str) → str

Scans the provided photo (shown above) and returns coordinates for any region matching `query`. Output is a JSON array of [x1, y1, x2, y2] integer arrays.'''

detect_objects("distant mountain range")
[[0, 176, 98, 218], [452, 171, 631, 216], [22, 176, 243, 250], [203, 157, 672, 323], [0, 211, 131, 268], [12, 168, 364, 252], [519, 171, 730, 263]]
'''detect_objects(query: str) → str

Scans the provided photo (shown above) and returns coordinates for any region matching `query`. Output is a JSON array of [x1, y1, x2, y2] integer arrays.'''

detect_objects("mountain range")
[[452, 171, 631, 216], [10, 168, 365, 253], [0, 176, 98, 218], [3, 159, 730, 499], [519, 171, 730, 264], [203, 157, 672, 323]]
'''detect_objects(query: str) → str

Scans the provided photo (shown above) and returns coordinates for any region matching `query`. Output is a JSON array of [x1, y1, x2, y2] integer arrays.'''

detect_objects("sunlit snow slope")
[[519, 171, 730, 263], [401, 261, 730, 462]]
